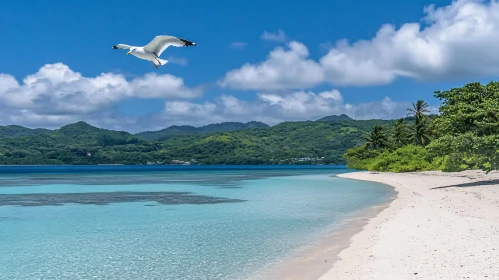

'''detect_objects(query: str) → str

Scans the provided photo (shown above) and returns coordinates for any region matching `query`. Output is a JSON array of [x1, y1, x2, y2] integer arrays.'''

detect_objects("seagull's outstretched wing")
[[112, 44, 132, 50], [144, 35, 197, 57]]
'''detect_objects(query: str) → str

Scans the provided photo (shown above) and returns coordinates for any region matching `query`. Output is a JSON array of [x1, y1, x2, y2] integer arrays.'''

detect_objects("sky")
[[1, 0, 499, 132]]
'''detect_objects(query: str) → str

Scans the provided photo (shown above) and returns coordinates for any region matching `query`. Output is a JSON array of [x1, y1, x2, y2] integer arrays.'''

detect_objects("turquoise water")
[[0, 166, 393, 280]]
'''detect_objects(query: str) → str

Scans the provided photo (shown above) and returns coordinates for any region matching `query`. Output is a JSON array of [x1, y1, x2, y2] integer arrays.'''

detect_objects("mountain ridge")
[[0, 125, 52, 138], [316, 114, 353, 122], [136, 121, 270, 140], [0, 115, 398, 165], [0, 113, 422, 141], [1, 114, 372, 139]]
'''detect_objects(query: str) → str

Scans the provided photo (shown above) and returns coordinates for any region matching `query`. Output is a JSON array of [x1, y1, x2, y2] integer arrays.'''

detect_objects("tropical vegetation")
[[344, 81, 499, 173], [0, 117, 395, 165]]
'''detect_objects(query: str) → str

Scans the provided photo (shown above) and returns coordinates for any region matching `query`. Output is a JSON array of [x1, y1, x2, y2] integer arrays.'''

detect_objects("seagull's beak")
[[126, 51, 131, 55]]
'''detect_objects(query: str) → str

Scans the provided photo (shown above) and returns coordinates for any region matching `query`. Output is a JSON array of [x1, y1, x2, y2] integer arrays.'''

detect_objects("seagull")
[[112, 35, 197, 69]]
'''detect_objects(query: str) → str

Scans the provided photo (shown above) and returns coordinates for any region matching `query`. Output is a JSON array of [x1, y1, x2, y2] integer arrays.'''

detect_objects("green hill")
[[0, 116, 395, 165], [316, 114, 353, 122], [0, 125, 52, 138], [136, 121, 269, 140], [158, 119, 395, 164]]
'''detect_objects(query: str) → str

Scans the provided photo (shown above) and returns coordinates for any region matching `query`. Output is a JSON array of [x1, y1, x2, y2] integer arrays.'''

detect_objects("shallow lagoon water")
[[0, 166, 393, 279]]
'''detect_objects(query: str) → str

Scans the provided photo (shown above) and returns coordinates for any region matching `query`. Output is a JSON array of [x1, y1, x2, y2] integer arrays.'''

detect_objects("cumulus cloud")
[[222, 0, 499, 89], [0, 63, 201, 116], [158, 89, 412, 127], [230, 42, 247, 49], [219, 42, 324, 90], [0, 63, 202, 130], [0, 73, 412, 132], [260, 29, 287, 42]]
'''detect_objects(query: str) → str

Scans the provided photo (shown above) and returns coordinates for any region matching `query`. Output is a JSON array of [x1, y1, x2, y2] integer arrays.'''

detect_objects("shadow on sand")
[[431, 179, 499, 190]]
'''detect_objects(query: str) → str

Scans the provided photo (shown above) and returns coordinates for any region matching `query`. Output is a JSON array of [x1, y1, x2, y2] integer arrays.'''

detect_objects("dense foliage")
[[429, 82, 499, 172], [0, 125, 51, 138], [344, 81, 499, 173], [0, 118, 394, 165], [136, 121, 269, 140]]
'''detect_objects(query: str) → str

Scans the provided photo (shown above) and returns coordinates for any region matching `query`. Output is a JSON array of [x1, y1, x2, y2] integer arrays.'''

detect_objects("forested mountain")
[[316, 114, 353, 122], [0, 125, 51, 138], [136, 121, 269, 140], [0, 116, 395, 165]]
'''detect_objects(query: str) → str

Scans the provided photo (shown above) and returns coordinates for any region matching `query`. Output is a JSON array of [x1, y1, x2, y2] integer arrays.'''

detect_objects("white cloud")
[[0, 76, 411, 132], [260, 29, 287, 42], [0, 63, 202, 131], [222, 0, 499, 89], [219, 42, 324, 90], [0, 63, 201, 116], [157, 89, 411, 127], [230, 42, 247, 49]]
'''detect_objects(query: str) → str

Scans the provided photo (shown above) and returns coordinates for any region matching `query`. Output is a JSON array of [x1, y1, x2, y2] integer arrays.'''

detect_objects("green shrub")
[[344, 144, 381, 170], [366, 145, 443, 172]]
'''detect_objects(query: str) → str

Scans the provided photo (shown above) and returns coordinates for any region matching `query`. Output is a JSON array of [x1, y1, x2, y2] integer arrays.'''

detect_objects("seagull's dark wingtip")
[[112, 45, 118, 49], [180, 38, 197, 47]]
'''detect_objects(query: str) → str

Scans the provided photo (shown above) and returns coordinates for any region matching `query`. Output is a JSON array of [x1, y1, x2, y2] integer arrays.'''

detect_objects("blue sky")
[[1, 0, 498, 132]]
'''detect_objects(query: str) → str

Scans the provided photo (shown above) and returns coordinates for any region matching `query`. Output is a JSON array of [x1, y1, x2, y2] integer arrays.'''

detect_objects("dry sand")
[[319, 170, 499, 280]]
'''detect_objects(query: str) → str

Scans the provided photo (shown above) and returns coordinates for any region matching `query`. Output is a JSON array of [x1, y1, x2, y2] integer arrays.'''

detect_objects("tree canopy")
[[344, 82, 499, 173], [429, 82, 499, 172], [0, 118, 395, 165]]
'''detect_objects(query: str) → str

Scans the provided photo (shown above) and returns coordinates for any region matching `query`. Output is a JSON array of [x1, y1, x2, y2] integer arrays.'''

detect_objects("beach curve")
[[319, 170, 499, 280]]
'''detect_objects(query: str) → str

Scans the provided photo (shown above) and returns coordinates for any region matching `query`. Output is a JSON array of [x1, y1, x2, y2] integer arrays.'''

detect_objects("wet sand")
[[247, 174, 396, 280], [249, 201, 393, 280]]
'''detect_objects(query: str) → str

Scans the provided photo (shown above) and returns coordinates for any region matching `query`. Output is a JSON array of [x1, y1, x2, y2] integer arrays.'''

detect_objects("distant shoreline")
[[0, 163, 343, 166], [0, 164, 347, 168], [0, 164, 349, 174], [317, 170, 499, 279]]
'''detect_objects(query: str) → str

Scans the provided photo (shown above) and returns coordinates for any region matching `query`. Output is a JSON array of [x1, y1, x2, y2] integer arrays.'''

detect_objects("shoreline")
[[247, 172, 397, 280], [319, 170, 499, 279]]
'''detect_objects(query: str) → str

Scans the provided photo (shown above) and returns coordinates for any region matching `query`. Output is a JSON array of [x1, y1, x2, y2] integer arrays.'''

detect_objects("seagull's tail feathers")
[[156, 58, 169, 66]]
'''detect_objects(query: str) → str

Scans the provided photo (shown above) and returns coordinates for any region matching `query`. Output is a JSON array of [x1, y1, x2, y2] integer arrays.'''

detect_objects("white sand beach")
[[319, 170, 499, 280]]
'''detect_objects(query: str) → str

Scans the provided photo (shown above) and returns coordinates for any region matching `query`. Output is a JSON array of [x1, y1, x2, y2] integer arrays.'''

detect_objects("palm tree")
[[410, 120, 432, 146], [364, 125, 389, 149], [406, 100, 432, 146], [407, 100, 430, 122], [392, 118, 409, 147]]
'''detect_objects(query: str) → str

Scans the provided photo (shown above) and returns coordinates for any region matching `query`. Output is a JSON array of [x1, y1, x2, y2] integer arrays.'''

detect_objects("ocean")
[[0, 165, 394, 279]]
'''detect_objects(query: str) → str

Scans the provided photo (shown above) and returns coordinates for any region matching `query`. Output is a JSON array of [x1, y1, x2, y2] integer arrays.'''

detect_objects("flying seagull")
[[112, 35, 197, 69]]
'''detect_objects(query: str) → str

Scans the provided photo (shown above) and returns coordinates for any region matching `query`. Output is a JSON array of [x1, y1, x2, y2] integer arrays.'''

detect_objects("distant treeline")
[[0, 115, 395, 165]]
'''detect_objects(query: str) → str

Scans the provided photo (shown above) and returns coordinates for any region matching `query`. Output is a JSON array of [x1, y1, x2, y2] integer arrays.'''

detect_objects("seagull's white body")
[[127, 47, 169, 66], [112, 35, 197, 69], [129, 48, 156, 61]]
